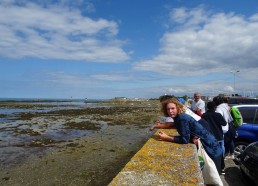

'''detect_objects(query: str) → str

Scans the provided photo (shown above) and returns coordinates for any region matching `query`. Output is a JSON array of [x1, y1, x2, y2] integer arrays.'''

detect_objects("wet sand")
[[0, 100, 159, 186]]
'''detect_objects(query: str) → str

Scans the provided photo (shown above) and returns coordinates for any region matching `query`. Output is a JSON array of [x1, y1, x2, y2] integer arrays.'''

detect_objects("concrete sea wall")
[[108, 128, 204, 186]]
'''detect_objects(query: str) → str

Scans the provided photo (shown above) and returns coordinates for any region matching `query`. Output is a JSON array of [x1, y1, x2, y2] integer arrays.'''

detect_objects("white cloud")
[[170, 6, 208, 28], [30, 70, 131, 86], [45, 71, 91, 85], [84, 2, 96, 13], [1, 3, 258, 98], [0, 1, 129, 62], [134, 7, 258, 77], [90, 74, 131, 81]]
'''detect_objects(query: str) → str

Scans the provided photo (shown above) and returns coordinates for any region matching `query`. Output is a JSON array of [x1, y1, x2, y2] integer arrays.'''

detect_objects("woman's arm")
[[150, 120, 173, 131], [158, 131, 174, 142]]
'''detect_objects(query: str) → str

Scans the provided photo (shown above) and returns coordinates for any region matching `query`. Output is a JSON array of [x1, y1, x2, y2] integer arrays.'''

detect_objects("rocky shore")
[[0, 100, 160, 186]]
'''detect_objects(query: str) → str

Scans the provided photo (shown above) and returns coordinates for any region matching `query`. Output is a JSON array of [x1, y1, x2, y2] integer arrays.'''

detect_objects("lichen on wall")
[[109, 129, 204, 186]]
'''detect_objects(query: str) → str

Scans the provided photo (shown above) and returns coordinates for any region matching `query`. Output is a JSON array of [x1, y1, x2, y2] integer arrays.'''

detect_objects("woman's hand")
[[158, 131, 170, 141], [192, 136, 199, 145], [150, 120, 163, 131]]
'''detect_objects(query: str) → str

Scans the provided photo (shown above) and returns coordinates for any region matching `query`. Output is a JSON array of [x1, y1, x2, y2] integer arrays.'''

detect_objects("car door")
[[237, 106, 258, 142]]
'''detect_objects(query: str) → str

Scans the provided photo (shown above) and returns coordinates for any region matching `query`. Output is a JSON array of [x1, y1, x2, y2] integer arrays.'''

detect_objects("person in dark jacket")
[[202, 101, 227, 174]]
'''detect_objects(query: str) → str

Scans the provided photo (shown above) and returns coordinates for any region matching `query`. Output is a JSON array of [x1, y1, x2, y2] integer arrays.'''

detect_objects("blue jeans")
[[225, 140, 234, 155], [219, 140, 225, 157], [218, 140, 225, 171], [228, 141, 234, 154]]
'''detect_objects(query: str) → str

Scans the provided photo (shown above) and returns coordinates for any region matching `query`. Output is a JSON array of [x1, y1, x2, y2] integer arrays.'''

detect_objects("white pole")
[[231, 70, 239, 96]]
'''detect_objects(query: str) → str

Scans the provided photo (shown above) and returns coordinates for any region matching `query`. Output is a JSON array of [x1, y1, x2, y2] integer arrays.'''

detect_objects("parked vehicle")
[[233, 105, 258, 163], [228, 97, 258, 106], [239, 141, 258, 186]]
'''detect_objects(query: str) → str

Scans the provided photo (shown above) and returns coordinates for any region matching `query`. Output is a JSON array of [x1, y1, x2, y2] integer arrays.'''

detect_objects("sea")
[[0, 98, 106, 115], [0, 97, 104, 103]]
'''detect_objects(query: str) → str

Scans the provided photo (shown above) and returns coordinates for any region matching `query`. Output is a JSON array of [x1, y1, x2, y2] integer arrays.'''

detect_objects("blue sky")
[[1, 0, 258, 99]]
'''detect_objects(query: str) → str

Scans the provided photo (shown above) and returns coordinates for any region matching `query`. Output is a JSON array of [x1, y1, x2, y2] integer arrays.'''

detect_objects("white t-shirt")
[[165, 117, 174, 122], [215, 103, 233, 123], [185, 107, 201, 121], [215, 103, 233, 133], [191, 99, 206, 114]]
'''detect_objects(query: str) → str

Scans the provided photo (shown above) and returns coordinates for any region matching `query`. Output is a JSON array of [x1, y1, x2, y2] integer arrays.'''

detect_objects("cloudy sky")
[[1, 0, 258, 99]]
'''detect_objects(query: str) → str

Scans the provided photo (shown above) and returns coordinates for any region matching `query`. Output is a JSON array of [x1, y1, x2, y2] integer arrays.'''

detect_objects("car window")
[[229, 98, 258, 105], [255, 109, 258, 124], [238, 107, 256, 124]]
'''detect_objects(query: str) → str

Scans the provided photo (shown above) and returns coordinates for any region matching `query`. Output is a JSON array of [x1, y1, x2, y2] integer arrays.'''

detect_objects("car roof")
[[229, 97, 257, 99], [233, 104, 258, 108]]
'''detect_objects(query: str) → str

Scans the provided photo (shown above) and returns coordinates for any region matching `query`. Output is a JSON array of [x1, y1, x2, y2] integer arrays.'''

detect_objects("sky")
[[1, 0, 258, 99]]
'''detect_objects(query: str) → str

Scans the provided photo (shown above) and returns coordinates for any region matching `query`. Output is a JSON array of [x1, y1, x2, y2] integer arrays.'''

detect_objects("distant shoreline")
[[0, 98, 91, 102]]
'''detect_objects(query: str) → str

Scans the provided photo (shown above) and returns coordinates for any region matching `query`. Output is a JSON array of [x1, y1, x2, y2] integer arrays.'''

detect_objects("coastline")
[[0, 100, 159, 185]]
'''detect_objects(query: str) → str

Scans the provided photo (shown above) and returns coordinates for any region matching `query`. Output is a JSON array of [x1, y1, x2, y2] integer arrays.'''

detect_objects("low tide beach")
[[0, 99, 159, 186]]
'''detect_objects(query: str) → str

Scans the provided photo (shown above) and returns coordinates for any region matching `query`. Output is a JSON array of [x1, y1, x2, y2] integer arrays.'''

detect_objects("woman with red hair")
[[157, 98, 222, 174]]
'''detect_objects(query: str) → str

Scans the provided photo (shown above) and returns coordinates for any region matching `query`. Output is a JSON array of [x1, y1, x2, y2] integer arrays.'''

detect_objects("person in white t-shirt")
[[213, 96, 234, 156], [150, 97, 211, 132], [191, 92, 206, 116]]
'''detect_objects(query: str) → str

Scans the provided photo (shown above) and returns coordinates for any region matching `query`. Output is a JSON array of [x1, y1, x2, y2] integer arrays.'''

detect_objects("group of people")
[[150, 92, 235, 178]]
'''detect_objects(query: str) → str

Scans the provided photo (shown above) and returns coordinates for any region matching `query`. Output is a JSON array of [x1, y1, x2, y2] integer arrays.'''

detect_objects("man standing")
[[191, 92, 206, 116]]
